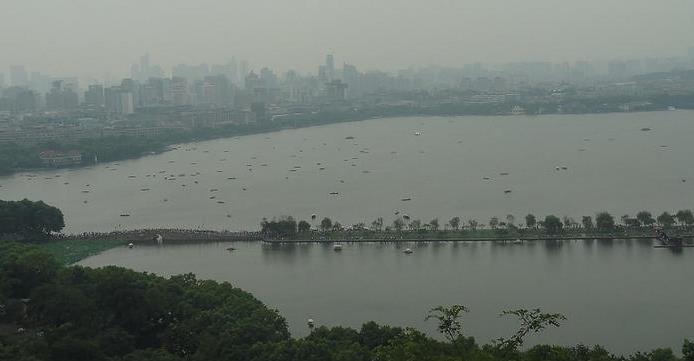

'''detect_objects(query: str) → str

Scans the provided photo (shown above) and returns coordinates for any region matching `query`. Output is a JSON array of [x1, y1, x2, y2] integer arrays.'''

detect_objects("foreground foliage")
[[0, 199, 64, 240], [1, 240, 693, 361]]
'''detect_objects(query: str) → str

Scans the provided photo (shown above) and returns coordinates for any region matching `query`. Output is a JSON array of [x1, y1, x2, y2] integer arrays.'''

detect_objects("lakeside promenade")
[[61, 228, 694, 244]]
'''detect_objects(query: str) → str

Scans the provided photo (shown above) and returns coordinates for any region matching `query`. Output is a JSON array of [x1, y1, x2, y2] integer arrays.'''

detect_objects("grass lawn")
[[39, 239, 129, 265]]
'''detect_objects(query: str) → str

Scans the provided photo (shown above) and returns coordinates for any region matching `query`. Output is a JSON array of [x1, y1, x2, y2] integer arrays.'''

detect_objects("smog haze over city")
[[3, 1, 694, 361], [2, 0, 694, 78]]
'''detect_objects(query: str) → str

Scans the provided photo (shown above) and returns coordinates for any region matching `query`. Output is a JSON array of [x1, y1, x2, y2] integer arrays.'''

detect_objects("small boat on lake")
[[333, 244, 343, 251], [403, 248, 413, 254]]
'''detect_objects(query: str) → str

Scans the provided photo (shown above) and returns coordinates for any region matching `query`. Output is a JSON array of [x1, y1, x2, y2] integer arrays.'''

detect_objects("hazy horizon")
[[2, 0, 694, 79]]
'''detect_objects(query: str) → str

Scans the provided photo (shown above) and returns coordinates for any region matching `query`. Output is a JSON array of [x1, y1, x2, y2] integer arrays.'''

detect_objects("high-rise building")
[[85, 85, 105, 106], [140, 53, 150, 75], [169, 77, 190, 106], [342, 64, 360, 98], [45, 80, 79, 110], [326, 54, 335, 80], [141, 78, 165, 107], [0, 73, 5, 88], [608, 60, 628, 79], [119, 92, 135, 114], [104, 86, 134, 114], [10, 65, 28, 87], [259, 68, 278, 88], [195, 75, 232, 106], [244, 71, 261, 91], [240, 60, 249, 79], [120, 78, 140, 107], [132, 53, 164, 81], [0, 88, 37, 112], [325, 79, 347, 101], [318, 65, 327, 82]]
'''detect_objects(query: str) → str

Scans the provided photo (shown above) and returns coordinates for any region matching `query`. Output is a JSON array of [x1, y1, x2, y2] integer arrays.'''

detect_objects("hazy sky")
[[1, 0, 693, 79]]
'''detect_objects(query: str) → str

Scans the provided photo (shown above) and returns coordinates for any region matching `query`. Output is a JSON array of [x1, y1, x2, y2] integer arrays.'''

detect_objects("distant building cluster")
[[1, 49, 694, 146]]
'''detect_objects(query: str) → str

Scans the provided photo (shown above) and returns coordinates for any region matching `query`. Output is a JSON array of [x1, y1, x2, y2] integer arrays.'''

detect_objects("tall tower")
[[140, 53, 150, 79], [326, 54, 335, 80]]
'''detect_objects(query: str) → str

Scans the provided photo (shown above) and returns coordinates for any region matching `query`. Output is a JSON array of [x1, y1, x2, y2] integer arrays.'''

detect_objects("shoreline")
[[40, 227, 694, 264], [3, 108, 689, 178]]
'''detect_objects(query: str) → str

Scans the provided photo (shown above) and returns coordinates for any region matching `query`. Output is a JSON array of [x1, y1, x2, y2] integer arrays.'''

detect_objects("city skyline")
[[2, 48, 694, 91], [2, 0, 694, 80]]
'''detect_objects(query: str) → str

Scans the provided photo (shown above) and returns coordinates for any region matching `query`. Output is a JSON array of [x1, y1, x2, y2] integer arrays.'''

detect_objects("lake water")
[[6, 111, 694, 352], [79, 240, 694, 354], [2, 111, 694, 233]]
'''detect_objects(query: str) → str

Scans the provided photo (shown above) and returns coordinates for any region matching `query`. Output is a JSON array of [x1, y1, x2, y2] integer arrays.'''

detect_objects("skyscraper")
[[342, 64, 360, 98], [85, 84, 105, 106], [240, 60, 249, 79], [326, 54, 335, 80], [140, 53, 150, 75], [10, 65, 28, 87]]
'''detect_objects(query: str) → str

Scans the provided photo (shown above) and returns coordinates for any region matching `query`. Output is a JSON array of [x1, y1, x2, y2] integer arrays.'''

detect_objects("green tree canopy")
[[429, 218, 440, 231], [525, 214, 537, 228], [582, 216, 594, 230], [261, 216, 298, 237], [543, 215, 563, 234], [675, 209, 694, 226], [657, 212, 676, 228], [320, 217, 333, 231], [595, 212, 615, 231], [0, 199, 65, 239], [448, 217, 461, 230], [636, 211, 655, 226], [297, 220, 311, 233]]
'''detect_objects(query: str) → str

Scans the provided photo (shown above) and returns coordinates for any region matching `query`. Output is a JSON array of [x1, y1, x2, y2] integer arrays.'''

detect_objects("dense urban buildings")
[[1, 49, 694, 171]]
